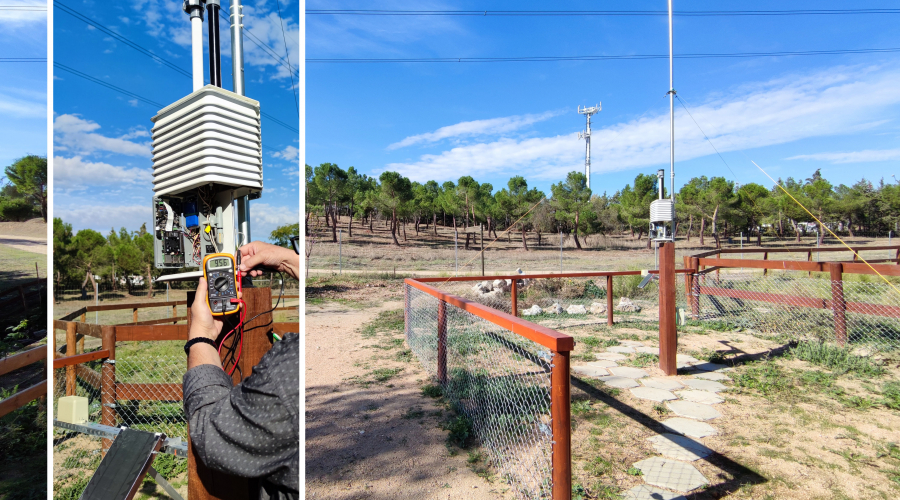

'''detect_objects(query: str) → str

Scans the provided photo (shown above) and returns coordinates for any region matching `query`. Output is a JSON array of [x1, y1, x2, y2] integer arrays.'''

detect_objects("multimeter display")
[[203, 253, 240, 316]]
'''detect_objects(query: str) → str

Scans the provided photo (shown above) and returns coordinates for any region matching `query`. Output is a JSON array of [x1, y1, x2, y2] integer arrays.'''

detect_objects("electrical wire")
[[0, 58, 45, 62], [274, 0, 299, 115], [309, 8, 900, 17], [241, 271, 286, 335]]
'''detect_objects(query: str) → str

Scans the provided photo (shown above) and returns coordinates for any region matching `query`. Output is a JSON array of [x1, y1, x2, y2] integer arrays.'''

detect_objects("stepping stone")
[[623, 485, 687, 500], [682, 379, 727, 393], [598, 376, 640, 389], [607, 346, 635, 354], [620, 340, 645, 347], [635, 346, 659, 354], [676, 354, 700, 364], [595, 352, 627, 361], [572, 365, 610, 378], [675, 390, 724, 405], [609, 366, 649, 379], [692, 362, 729, 372], [694, 372, 731, 382], [641, 377, 684, 391], [647, 433, 714, 461], [633, 457, 709, 492], [630, 387, 677, 402], [666, 401, 722, 421], [660, 417, 717, 438]]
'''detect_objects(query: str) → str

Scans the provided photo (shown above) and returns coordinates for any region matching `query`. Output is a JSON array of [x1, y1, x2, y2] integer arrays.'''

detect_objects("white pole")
[[94, 282, 99, 324], [455, 229, 458, 276], [339, 228, 342, 275], [166, 282, 170, 302], [559, 230, 563, 274], [668, 0, 675, 201], [191, 16, 204, 91], [229, 0, 245, 95]]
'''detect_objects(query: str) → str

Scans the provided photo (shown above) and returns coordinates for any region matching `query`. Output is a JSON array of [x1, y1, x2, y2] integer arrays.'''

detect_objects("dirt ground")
[[305, 281, 514, 500], [0, 218, 47, 239]]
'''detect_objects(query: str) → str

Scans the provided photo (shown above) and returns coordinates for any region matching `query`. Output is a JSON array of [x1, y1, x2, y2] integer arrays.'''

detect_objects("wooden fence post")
[[66, 322, 76, 396], [606, 275, 614, 326], [172, 304, 178, 324], [550, 349, 571, 500], [829, 263, 847, 346], [18, 286, 28, 312], [659, 241, 677, 376], [763, 252, 769, 276], [100, 325, 116, 455], [690, 257, 700, 320], [510, 279, 517, 317], [80, 312, 86, 324], [437, 301, 447, 385], [133, 307, 138, 324]]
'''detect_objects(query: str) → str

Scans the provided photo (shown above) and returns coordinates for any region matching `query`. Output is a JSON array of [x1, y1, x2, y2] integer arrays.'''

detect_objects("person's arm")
[[187, 277, 224, 370], [238, 241, 300, 280]]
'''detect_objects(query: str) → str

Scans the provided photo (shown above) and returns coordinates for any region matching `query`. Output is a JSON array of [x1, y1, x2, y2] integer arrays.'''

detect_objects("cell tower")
[[577, 104, 600, 190]]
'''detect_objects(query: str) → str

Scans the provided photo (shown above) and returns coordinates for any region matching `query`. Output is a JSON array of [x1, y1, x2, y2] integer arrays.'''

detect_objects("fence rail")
[[0, 345, 47, 418]]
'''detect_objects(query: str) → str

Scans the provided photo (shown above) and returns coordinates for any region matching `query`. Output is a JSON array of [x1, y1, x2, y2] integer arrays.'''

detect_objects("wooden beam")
[[115, 324, 189, 341], [84, 300, 188, 313], [115, 383, 182, 401], [114, 316, 188, 327], [0, 381, 47, 418], [0, 346, 46, 377], [53, 350, 110, 369]]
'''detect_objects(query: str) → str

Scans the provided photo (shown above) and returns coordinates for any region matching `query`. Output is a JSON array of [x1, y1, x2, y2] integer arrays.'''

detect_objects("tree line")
[[1, 155, 47, 222], [307, 162, 900, 249]]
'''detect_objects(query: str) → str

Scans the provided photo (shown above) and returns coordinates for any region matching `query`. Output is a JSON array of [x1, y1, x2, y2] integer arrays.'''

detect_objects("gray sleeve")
[[182, 340, 298, 479]]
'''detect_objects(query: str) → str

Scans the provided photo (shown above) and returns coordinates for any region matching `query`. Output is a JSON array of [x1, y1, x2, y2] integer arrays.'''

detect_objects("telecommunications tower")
[[577, 104, 600, 190]]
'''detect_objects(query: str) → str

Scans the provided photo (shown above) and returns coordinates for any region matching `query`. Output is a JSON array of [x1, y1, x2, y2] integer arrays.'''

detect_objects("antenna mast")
[[668, 0, 675, 201], [577, 104, 601, 190]]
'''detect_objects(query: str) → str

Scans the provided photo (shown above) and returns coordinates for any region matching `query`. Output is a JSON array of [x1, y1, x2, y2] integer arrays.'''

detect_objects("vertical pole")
[[167, 282, 170, 302], [606, 275, 614, 326], [668, 0, 675, 201], [830, 263, 847, 347], [659, 241, 677, 375], [65, 322, 76, 396], [763, 252, 769, 276], [437, 301, 447, 385], [511, 279, 517, 317], [559, 230, 563, 274], [550, 350, 571, 500], [690, 256, 700, 319], [481, 225, 485, 276], [339, 228, 342, 275], [190, 9, 204, 91], [100, 325, 116, 455], [80, 312, 86, 323], [173, 304, 178, 324], [18, 286, 27, 312], [807, 251, 813, 278], [94, 282, 99, 324], [229, 0, 245, 95], [133, 308, 138, 324], [207, 0, 222, 87], [454, 230, 458, 276]]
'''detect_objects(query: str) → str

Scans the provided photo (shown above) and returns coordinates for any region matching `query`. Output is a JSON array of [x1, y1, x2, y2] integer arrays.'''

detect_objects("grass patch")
[[583, 456, 612, 477], [631, 352, 658, 368], [626, 466, 643, 476], [790, 341, 885, 377], [881, 382, 900, 410], [733, 361, 793, 397], [421, 384, 443, 398], [442, 415, 473, 449], [359, 309, 405, 338]]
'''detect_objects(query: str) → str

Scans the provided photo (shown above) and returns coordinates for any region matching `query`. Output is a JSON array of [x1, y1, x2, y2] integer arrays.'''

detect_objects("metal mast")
[[667, 0, 675, 201], [229, 0, 251, 246], [577, 104, 601, 190]]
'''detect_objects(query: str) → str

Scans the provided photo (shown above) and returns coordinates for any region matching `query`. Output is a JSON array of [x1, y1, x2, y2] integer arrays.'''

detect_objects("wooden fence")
[[0, 344, 47, 418]]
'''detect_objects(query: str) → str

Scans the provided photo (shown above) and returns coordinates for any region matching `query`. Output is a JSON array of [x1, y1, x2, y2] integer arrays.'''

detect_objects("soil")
[[305, 282, 514, 500], [0, 218, 47, 240]]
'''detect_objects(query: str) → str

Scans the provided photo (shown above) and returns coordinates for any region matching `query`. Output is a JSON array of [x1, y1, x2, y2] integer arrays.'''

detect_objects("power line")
[[217, 9, 298, 79], [274, 0, 300, 115], [0, 6, 45, 10], [309, 47, 900, 63], [308, 8, 900, 17], [0, 58, 45, 62]]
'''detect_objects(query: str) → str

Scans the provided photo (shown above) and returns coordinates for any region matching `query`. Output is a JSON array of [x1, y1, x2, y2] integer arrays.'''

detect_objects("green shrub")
[[790, 341, 885, 377]]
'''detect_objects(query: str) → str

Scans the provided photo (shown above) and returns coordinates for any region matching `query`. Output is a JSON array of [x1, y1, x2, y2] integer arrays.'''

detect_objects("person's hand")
[[238, 241, 300, 280], [189, 277, 224, 341]]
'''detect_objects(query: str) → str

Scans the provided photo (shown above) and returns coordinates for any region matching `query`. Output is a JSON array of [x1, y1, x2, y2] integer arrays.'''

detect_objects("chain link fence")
[[406, 283, 557, 499], [690, 271, 900, 352]]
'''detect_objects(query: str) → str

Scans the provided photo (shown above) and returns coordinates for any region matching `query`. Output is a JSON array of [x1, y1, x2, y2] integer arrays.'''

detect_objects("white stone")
[[606, 346, 635, 354], [492, 279, 510, 292], [566, 304, 588, 315], [588, 360, 618, 368], [692, 362, 729, 372], [666, 401, 722, 421], [598, 376, 640, 388], [623, 485, 687, 500], [594, 352, 627, 361], [630, 387, 677, 402], [660, 417, 718, 438], [572, 364, 610, 378], [693, 372, 731, 382], [682, 379, 727, 393], [616, 297, 642, 312], [549, 303, 564, 315], [641, 377, 684, 391], [635, 346, 659, 354], [472, 282, 491, 294], [676, 354, 700, 364], [522, 304, 543, 316], [516, 268, 524, 275], [675, 390, 724, 405], [647, 433, 714, 461], [589, 302, 608, 314], [608, 366, 649, 379], [620, 340, 645, 347], [633, 457, 709, 492]]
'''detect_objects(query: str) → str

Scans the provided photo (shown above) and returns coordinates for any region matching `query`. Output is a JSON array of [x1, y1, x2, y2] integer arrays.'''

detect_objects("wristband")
[[184, 337, 217, 356]]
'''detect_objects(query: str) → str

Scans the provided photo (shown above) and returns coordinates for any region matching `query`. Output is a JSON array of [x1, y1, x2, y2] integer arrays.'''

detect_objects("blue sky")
[[53, 0, 299, 240], [0, 2, 47, 178], [307, 1, 900, 198]]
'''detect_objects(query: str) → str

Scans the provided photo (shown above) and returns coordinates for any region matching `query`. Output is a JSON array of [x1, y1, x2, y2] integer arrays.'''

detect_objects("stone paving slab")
[[647, 433, 714, 461], [633, 457, 709, 492], [595, 352, 627, 361], [620, 340, 646, 347], [623, 485, 687, 500], [572, 365, 610, 378], [591, 360, 619, 368], [630, 387, 677, 402], [667, 400, 722, 421], [682, 379, 728, 392], [607, 346, 635, 354], [598, 375, 640, 388], [660, 417, 717, 438], [635, 346, 659, 354], [609, 366, 650, 379], [692, 362, 730, 372], [641, 377, 684, 391], [693, 372, 731, 381], [676, 354, 700, 364], [675, 390, 724, 405]]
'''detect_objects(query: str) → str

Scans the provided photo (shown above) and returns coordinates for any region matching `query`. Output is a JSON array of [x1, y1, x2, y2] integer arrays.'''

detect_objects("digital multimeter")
[[203, 253, 241, 316]]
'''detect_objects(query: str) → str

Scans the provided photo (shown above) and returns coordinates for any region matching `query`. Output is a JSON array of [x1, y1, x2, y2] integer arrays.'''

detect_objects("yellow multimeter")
[[203, 253, 241, 316]]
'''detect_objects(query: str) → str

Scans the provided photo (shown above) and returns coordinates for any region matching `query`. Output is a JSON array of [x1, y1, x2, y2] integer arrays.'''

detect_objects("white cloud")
[[273, 145, 299, 162], [54, 156, 152, 190], [54, 114, 151, 157], [0, 1, 46, 25], [59, 204, 152, 233], [387, 111, 562, 150], [250, 202, 299, 241], [384, 65, 900, 183], [786, 149, 900, 164], [0, 87, 46, 118]]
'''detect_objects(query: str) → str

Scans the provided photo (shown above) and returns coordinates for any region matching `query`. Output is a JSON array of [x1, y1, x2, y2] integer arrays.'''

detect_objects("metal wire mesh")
[[690, 271, 900, 351], [406, 284, 555, 499], [113, 352, 187, 439]]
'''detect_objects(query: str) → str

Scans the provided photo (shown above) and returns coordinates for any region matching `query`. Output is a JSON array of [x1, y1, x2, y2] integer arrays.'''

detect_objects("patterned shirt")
[[183, 333, 299, 500]]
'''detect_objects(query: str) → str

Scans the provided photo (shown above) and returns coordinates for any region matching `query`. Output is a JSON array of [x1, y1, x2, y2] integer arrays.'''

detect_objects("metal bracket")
[[148, 466, 186, 500], [53, 420, 188, 458]]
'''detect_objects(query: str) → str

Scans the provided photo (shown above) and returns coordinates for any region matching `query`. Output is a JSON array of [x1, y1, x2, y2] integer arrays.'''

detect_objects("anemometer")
[[203, 253, 241, 316]]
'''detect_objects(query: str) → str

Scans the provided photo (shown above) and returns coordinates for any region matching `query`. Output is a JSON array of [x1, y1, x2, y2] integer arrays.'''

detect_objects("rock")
[[492, 279, 510, 292], [522, 304, 543, 316], [566, 304, 587, 315], [482, 289, 504, 302], [472, 281, 492, 294], [516, 268, 524, 274], [549, 303, 564, 315], [616, 297, 642, 312], [589, 302, 607, 314]]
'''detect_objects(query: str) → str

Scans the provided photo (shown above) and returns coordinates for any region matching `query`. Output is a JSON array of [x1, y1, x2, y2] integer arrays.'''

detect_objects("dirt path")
[[0, 235, 46, 254], [305, 299, 509, 499]]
